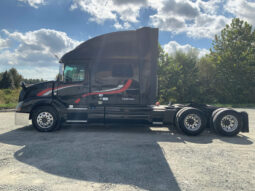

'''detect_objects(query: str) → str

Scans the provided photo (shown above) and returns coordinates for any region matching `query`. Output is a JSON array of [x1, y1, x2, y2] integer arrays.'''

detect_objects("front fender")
[[20, 97, 53, 113]]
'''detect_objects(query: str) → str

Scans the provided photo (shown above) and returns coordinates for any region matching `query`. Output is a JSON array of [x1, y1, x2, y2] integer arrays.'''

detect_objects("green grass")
[[0, 103, 17, 109], [0, 88, 20, 109]]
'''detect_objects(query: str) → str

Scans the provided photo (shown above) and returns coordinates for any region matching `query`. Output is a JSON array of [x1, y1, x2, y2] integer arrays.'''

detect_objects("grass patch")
[[0, 88, 21, 109], [0, 103, 17, 109]]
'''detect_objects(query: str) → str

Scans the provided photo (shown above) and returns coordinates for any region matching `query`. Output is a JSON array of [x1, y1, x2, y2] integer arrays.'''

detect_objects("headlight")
[[16, 101, 24, 112]]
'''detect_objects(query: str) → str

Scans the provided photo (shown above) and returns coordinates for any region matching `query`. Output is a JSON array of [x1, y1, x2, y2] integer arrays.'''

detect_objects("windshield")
[[59, 64, 85, 83]]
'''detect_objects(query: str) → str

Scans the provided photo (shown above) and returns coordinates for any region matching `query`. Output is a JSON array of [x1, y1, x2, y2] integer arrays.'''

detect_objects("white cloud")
[[149, 0, 231, 38], [113, 22, 131, 30], [163, 41, 209, 58], [0, 38, 10, 50], [70, 0, 117, 24], [17, 0, 45, 8], [17, 67, 59, 80], [186, 14, 231, 39], [70, 0, 232, 39], [224, 0, 255, 26], [198, 48, 210, 58], [17, 0, 251, 40], [0, 29, 80, 80], [196, 0, 222, 15], [150, 16, 186, 33], [152, 0, 199, 19], [70, 0, 146, 26], [113, 22, 124, 30]]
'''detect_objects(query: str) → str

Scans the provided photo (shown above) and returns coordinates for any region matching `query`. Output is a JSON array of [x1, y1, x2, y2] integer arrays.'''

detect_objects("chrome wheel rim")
[[184, 114, 201, 131], [37, 112, 54, 129], [220, 115, 238, 132]]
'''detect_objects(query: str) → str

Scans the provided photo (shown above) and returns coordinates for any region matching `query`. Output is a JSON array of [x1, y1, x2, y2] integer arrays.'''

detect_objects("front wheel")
[[32, 106, 59, 132]]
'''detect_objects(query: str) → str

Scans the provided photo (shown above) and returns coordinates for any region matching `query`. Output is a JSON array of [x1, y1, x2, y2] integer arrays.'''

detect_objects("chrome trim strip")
[[66, 120, 87, 123], [67, 108, 88, 110], [96, 84, 124, 93], [152, 122, 163, 125]]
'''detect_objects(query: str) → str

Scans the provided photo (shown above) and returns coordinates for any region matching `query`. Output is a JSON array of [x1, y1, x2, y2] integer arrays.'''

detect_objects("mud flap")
[[240, 112, 249, 132]]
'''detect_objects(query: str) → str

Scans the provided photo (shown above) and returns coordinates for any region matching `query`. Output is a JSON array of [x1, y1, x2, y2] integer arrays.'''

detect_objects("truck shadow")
[[0, 124, 253, 190], [0, 125, 181, 191]]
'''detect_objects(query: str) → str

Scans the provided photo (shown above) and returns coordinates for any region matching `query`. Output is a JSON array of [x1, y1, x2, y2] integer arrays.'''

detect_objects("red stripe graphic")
[[37, 80, 133, 104], [37, 88, 53, 96], [75, 98, 81, 104], [75, 79, 132, 103]]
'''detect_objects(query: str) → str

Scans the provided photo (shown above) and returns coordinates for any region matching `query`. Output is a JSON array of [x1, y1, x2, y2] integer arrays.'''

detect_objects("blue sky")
[[0, 0, 255, 79]]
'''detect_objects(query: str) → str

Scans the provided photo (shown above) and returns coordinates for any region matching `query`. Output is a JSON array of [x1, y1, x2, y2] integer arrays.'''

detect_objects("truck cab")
[[16, 27, 158, 129]]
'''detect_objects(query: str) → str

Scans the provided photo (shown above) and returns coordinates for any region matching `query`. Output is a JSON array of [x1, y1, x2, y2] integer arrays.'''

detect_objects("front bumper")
[[15, 101, 30, 126], [16, 101, 23, 112]]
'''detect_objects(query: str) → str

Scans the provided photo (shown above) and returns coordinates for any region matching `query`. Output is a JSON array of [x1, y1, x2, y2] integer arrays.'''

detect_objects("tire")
[[32, 106, 59, 132], [210, 108, 227, 132], [174, 107, 191, 133], [212, 109, 241, 136], [175, 107, 189, 126], [176, 107, 207, 136]]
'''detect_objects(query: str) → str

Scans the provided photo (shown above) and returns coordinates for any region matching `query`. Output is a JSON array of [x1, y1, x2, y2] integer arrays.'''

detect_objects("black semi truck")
[[16, 27, 249, 136]]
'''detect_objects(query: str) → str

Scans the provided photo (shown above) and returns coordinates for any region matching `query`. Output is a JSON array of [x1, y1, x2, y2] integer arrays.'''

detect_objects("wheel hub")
[[42, 117, 48, 123], [187, 118, 194, 125], [184, 114, 201, 131], [37, 112, 54, 129], [222, 119, 230, 126], [220, 115, 238, 132]]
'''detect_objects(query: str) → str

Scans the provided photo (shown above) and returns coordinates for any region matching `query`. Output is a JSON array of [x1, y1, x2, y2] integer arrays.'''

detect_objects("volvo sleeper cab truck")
[[16, 27, 249, 136]]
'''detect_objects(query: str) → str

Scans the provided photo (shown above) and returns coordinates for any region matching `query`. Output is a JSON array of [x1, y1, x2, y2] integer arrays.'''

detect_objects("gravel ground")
[[0, 108, 254, 191]]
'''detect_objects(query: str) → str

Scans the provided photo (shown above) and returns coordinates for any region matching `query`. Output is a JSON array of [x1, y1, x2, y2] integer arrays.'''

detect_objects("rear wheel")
[[212, 109, 241, 136], [32, 106, 59, 132], [176, 107, 207, 136], [210, 108, 227, 131]]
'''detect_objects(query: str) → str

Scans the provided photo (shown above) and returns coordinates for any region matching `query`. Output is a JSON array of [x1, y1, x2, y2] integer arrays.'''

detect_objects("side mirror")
[[56, 74, 63, 82], [56, 75, 60, 82]]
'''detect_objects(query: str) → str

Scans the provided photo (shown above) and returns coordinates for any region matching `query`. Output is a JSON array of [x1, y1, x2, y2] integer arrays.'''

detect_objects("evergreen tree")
[[0, 71, 15, 89], [9, 68, 23, 88], [211, 18, 255, 103]]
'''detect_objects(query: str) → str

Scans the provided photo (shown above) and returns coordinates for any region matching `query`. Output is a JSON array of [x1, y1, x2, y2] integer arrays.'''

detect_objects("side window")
[[64, 65, 85, 82], [112, 64, 133, 77], [95, 63, 112, 83], [94, 62, 137, 87], [95, 63, 133, 80]]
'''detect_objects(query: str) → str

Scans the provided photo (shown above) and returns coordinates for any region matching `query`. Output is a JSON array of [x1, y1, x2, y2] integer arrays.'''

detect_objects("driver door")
[[56, 64, 89, 107]]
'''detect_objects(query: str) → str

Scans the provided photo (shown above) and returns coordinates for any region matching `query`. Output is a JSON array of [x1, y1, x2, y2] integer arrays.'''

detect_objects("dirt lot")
[[0, 109, 254, 191]]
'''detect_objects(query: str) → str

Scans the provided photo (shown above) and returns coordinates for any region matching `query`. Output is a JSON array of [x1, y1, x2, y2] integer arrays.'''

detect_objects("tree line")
[[158, 18, 255, 104], [0, 68, 44, 89], [0, 18, 254, 104]]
